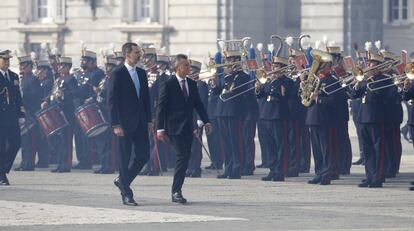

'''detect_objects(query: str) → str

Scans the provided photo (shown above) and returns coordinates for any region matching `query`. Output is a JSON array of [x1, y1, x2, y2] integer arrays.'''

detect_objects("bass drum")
[[75, 102, 109, 137], [35, 104, 69, 137]]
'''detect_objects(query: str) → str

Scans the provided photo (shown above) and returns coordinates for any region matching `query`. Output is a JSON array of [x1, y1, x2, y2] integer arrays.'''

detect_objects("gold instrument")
[[219, 73, 268, 102], [367, 63, 414, 91], [300, 49, 333, 107], [256, 65, 296, 81]]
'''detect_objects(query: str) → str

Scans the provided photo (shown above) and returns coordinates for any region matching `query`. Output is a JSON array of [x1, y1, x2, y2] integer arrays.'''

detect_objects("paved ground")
[[1, 122, 414, 231]]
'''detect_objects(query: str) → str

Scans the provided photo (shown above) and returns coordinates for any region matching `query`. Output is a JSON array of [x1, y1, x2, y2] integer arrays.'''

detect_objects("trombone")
[[366, 64, 414, 91], [219, 66, 293, 102]]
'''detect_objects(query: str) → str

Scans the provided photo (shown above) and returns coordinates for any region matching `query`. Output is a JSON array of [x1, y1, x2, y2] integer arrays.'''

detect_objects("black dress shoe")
[[0, 174, 10, 186], [308, 177, 321, 184], [411, 181, 414, 186], [368, 182, 383, 188], [123, 195, 138, 206], [261, 174, 274, 181], [172, 192, 187, 204], [114, 177, 122, 193], [352, 158, 365, 165], [217, 174, 228, 179], [273, 175, 285, 182], [320, 179, 331, 185], [228, 175, 241, 179], [51, 168, 70, 173], [409, 187, 414, 191], [190, 172, 201, 178], [358, 182, 370, 188], [286, 171, 299, 177]]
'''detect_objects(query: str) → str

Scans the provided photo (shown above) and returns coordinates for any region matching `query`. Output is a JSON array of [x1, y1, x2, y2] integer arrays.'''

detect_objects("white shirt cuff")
[[157, 129, 165, 133]]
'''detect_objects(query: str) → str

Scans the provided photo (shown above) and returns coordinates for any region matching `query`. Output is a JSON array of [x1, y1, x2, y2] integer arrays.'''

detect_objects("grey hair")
[[174, 54, 188, 69]]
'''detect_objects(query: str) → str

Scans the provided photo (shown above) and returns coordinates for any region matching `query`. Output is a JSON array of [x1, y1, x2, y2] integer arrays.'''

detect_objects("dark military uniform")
[[187, 80, 209, 177], [206, 78, 224, 169], [242, 87, 258, 175], [257, 96, 270, 168], [350, 98, 364, 164], [306, 73, 338, 185], [213, 70, 249, 178], [15, 74, 42, 171], [48, 74, 79, 172], [0, 69, 25, 183], [257, 76, 292, 181], [350, 74, 391, 187]]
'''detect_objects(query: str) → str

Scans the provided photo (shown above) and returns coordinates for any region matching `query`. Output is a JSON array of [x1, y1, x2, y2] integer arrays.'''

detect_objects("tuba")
[[300, 49, 333, 107]]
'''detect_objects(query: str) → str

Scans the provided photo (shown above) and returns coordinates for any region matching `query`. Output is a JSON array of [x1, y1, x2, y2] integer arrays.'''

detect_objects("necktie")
[[181, 79, 188, 98], [4, 71, 10, 82], [130, 68, 140, 98]]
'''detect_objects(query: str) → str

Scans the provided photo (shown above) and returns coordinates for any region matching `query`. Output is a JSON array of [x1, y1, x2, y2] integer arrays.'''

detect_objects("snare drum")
[[75, 102, 109, 137], [35, 104, 69, 137]]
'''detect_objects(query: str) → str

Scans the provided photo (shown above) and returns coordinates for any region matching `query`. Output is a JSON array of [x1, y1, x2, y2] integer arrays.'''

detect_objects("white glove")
[[197, 120, 204, 128], [18, 118, 25, 124]]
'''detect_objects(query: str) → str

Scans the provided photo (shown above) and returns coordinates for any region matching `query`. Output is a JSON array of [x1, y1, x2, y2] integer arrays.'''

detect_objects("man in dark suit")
[[108, 42, 152, 206], [156, 54, 212, 204], [0, 49, 25, 185]]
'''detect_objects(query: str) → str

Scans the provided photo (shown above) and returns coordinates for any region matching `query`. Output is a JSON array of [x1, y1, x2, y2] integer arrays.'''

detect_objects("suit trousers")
[[117, 124, 150, 197], [0, 124, 21, 174], [169, 132, 193, 193]]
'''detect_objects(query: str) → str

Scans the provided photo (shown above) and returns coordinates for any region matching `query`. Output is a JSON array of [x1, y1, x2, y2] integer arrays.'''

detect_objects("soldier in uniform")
[[327, 46, 352, 177], [0, 49, 25, 185], [350, 49, 390, 188], [186, 59, 208, 178], [42, 57, 79, 173], [93, 54, 118, 174], [73, 49, 105, 169], [205, 52, 224, 170], [242, 46, 259, 176], [212, 40, 249, 179], [256, 54, 293, 181], [35, 60, 55, 168], [114, 51, 125, 65], [14, 55, 42, 171], [305, 49, 338, 185]]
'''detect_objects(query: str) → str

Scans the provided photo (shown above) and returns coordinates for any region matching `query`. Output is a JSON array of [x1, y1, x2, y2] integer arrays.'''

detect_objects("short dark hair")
[[122, 42, 138, 57], [174, 54, 188, 69]]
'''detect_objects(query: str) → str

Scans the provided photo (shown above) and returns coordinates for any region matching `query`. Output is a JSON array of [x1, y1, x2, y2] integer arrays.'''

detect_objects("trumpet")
[[219, 74, 268, 102], [367, 64, 414, 91], [207, 60, 244, 69]]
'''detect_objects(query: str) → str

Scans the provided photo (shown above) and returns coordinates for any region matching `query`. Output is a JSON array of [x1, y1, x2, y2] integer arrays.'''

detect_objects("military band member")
[[305, 49, 338, 185], [206, 52, 225, 170], [256, 55, 293, 181], [350, 50, 390, 188], [15, 55, 42, 171], [42, 57, 79, 173], [114, 51, 125, 65], [327, 46, 352, 177], [0, 49, 25, 185], [286, 48, 309, 176], [35, 60, 54, 167], [212, 43, 249, 179], [186, 59, 208, 178], [93, 54, 118, 174]]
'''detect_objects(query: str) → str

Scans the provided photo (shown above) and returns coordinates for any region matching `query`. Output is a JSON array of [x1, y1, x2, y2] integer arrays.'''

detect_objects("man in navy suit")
[[156, 54, 212, 204], [108, 42, 152, 206]]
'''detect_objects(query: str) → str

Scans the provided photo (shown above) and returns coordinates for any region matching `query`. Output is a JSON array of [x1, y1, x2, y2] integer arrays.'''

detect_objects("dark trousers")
[[74, 123, 91, 167], [310, 126, 334, 181], [288, 120, 301, 174], [262, 119, 288, 176], [257, 119, 269, 167], [0, 124, 21, 175], [95, 129, 116, 172], [117, 125, 149, 197], [299, 123, 311, 173], [206, 117, 224, 168], [353, 117, 364, 160], [36, 126, 50, 167], [218, 117, 245, 177], [334, 122, 352, 175], [169, 132, 193, 193], [384, 123, 402, 176], [188, 128, 203, 174], [49, 126, 73, 171], [243, 119, 256, 174], [360, 123, 386, 183], [18, 126, 38, 170]]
